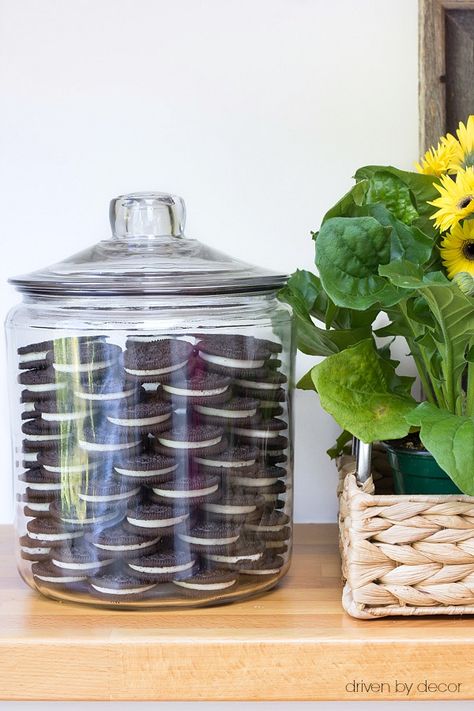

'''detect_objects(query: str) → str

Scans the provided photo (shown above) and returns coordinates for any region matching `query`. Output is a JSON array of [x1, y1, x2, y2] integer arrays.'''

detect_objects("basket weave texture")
[[339, 451, 474, 619]]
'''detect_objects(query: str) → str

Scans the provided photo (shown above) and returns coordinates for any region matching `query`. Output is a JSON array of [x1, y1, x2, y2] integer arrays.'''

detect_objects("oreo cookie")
[[229, 465, 286, 488], [125, 503, 190, 535], [124, 339, 193, 381], [244, 510, 291, 539], [34, 398, 94, 422], [20, 489, 58, 518], [78, 478, 141, 504], [194, 445, 258, 475], [74, 373, 137, 404], [46, 341, 122, 374], [193, 397, 259, 425], [21, 419, 70, 449], [154, 424, 227, 456], [17, 340, 54, 369], [50, 540, 114, 573], [177, 520, 241, 552], [151, 475, 219, 504], [200, 493, 264, 521], [21, 401, 41, 420], [196, 335, 279, 376], [89, 571, 157, 600], [78, 421, 141, 454], [239, 552, 284, 577], [19, 534, 53, 562], [32, 560, 88, 586], [232, 418, 287, 445], [38, 450, 99, 475], [50, 501, 122, 529], [161, 372, 231, 405], [234, 371, 287, 401], [18, 367, 68, 395], [114, 453, 178, 483], [27, 517, 83, 544], [173, 568, 238, 596], [86, 522, 162, 559], [128, 549, 196, 582], [106, 399, 172, 433], [19, 468, 63, 490], [202, 539, 264, 569]]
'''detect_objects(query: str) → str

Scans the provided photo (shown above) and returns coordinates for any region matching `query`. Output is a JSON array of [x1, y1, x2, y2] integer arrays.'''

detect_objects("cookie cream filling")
[[195, 456, 255, 469], [42, 411, 90, 422], [233, 428, 281, 439], [194, 405, 257, 419], [126, 512, 189, 528], [202, 502, 256, 515], [199, 352, 265, 369], [34, 572, 86, 583], [53, 357, 117, 374], [92, 536, 161, 552], [21, 545, 51, 555], [157, 435, 222, 450], [78, 438, 140, 452], [52, 558, 113, 571], [19, 350, 49, 365], [163, 384, 229, 397], [114, 463, 179, 478], [240, 567, 281, 575], [152, 483, 218, 499], [79, 486, 140, 503], [178, 533, 239, 546], [22, 402, 36, 412], [27, 382, 67, 392], [24, 502, 51, 512], [128, 559, 195, 575], [29, 529, 83, 542], [23, 452, 39, 462], [124, 359, 189, 377], [58, 509, 118, 525], [107, 413, 171, 427], [75, 387, 136, 401], [43, 462, 99, 474], [91, 583, 156, 595], [173, 579, 236, 591], [204, 550, 262, 564], [24, 481, 62, 491], [237, 379, 281, 390], [232, 475, 279, 487], [25, 433, 66, 442]]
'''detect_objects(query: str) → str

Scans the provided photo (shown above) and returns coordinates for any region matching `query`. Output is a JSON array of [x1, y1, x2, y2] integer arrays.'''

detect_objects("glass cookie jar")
[[6, 192, 294, 608]]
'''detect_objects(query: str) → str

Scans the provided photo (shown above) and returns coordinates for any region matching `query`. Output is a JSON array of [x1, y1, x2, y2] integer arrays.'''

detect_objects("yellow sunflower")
[[446, 115, 474, 172], [429, 167, 474, 231], [440, 221, 474, 279], [415, 136, 458, 176]]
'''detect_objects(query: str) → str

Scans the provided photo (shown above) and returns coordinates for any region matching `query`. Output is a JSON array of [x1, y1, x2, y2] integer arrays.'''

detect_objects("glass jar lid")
[[9, 192, 287, 297]]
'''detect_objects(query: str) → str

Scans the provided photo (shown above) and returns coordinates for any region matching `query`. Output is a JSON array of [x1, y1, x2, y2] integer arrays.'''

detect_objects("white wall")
[[0, 0, 419, 525]]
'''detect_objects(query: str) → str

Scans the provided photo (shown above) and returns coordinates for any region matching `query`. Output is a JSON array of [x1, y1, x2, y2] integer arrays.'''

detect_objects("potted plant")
[[280, 116, 474, 495]]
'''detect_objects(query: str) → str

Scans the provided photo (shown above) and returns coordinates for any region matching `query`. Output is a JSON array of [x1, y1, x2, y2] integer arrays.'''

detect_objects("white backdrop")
[[0, 0, 418, 527]]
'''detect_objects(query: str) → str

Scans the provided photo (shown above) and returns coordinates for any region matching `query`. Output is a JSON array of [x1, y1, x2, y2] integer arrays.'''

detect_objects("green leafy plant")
[[279, 118, 474, 494]]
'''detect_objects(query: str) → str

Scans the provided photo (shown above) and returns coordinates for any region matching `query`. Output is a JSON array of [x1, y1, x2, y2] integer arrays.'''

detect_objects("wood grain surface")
[[2, 523, 474, 701]]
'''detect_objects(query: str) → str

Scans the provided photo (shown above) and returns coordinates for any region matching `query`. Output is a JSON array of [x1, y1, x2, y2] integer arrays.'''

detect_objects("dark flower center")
[[462, 241, 474, 260], [458, 195, 474, 209]]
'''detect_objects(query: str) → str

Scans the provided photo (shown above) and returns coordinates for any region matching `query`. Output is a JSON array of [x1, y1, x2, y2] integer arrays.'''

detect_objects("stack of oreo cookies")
[[15, 333, 290, 603]]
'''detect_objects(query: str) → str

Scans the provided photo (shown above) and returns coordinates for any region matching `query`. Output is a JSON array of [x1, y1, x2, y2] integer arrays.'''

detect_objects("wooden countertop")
[[2, 523, 474, 701]]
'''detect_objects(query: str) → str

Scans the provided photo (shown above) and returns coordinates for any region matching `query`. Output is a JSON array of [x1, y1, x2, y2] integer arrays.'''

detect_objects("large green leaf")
[[315, 216, 405, 309], [310, 339, 416, 442], [355, 165, 439, 218], [319, 180, 369, 226], [365, 171, 418, 224], [406, 402, 474, 494]]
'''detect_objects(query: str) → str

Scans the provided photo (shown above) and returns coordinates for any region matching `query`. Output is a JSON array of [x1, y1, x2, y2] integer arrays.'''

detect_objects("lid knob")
[[109, 192, 186, 239]]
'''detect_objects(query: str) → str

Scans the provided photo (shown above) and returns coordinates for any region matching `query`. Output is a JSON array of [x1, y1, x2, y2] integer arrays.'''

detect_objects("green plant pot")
[[385, 444, 462, 495]]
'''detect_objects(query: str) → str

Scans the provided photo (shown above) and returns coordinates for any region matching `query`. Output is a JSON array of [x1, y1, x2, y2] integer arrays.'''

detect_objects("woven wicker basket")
[[338, 448, 474, 619]]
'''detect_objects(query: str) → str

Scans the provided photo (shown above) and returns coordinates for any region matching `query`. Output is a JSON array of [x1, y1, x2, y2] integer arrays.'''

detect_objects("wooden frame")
[[419, 0, 474, 152]]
